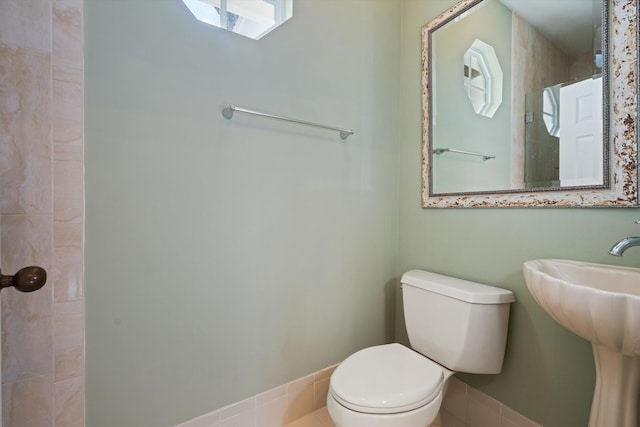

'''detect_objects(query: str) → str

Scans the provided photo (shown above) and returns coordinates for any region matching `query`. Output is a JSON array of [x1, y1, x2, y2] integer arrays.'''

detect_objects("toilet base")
[[327, 390, 443, 427]]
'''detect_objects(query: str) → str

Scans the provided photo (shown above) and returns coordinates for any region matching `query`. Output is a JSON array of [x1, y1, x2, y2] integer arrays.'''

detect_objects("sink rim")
[[523, 258, 640, 357], [523, 258, 640, 299]]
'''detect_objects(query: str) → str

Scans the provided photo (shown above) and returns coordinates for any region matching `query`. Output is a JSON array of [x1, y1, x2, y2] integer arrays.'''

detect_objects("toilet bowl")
[[327, 270, 515, 427], [327, 343, 453, 427]]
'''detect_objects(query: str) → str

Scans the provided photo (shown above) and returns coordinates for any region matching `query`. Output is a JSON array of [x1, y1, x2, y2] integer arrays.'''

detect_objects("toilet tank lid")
[[401, 270, 515, 304]]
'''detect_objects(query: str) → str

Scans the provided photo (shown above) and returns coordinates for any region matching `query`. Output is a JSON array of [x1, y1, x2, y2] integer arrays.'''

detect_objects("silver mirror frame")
[[421, 0, 638, 208]]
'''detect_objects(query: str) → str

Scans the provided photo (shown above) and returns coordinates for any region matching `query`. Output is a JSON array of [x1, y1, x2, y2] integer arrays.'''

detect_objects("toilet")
[[327, 269, 515, 427]]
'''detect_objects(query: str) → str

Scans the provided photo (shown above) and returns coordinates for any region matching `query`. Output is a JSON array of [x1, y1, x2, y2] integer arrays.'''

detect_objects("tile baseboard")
[[442, 377, 543, 427], [175, 364, 337, 427], [176, 366, 541, 427]]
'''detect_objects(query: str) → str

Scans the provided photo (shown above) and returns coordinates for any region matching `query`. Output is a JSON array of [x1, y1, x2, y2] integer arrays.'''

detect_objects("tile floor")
[[285, 407, 499, 427], [285, 407, 335, 427]]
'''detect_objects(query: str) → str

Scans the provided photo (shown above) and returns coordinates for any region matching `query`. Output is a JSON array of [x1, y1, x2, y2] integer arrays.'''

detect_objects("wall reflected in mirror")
[[429, 0, 606, 195]]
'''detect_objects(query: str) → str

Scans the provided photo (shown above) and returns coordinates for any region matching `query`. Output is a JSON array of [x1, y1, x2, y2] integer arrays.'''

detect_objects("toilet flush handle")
[[0, 266, 47, 292]]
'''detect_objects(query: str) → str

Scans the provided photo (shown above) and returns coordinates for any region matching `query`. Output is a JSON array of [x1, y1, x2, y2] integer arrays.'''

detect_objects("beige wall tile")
[[2, 375, 54, 427], [0, 213, 53, 387], [53, 301, 83, 381], [53, 246, 83, 303], [52, 48, 83, 228], [220, 396, 255, 420], [1, 215, 53, 386], [0, 0, 51, 51], [313, 365, 336, 382], [54, 346, 83, 384], [442, 377, 467, 420], [179, 368, 544, 427], [53, 64, 83, 150], [220, 410, 255, 427], [0, 213, 53, 274], [53, 222, 82, 250], [179, 369, 334, 427], [256, 385, 286, 406], [313, 378, 329, 411], [53, 0, 83, 68], [54, 376, 84, 427], [0, 43, 52, 215], [441, 410, 466, 427], [286, 374, 315, 423], [53, 298, 83, 337], [1, 309, 52, 384], [53, 0, 85, 424], [53, 158, 83, 223], [256, 395, 287, 427], [466, 386, 501, 427]]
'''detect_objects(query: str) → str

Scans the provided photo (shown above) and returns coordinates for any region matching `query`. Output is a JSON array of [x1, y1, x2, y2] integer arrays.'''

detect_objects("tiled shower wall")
[[0, 0, 84, 426]]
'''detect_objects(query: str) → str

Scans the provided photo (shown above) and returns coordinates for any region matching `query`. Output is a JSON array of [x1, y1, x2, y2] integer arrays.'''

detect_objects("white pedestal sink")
[[523, 259, 640, 427]]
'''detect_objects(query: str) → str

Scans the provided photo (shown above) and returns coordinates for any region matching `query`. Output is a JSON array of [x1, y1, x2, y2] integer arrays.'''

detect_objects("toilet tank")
[[401, 270, 515, 374]]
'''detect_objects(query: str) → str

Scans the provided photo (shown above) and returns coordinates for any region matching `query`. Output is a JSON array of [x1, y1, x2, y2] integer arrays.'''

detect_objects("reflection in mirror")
[[421, 0, 638, 207], [182, 0, 292, 40], [463, 39, 503, 117], [542, 86, 560, 138], [557, 76, 603, 187]]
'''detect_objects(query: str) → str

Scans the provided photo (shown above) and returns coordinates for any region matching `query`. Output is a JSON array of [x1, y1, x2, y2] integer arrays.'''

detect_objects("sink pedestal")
[[589, 345, 640, 427]]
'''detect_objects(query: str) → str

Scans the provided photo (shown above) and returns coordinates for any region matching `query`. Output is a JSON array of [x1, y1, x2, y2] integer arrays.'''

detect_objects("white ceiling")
[[499, 0, 599, 56]]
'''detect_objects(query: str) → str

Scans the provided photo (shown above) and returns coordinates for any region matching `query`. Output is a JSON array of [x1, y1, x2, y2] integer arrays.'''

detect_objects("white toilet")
[[327, 269, 515, 427]]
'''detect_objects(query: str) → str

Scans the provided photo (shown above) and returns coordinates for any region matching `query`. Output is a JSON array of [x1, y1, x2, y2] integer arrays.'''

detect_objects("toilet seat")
[[329, 343, 444, 414]]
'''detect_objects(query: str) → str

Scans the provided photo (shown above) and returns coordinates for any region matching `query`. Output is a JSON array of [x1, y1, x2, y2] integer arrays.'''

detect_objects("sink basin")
[[523, 259, 640, 356], [523, 259, 640, 427]]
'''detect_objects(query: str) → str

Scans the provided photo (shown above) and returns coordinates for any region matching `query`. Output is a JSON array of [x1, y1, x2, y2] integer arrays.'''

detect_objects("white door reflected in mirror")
[[182, 0, 292, 40], [559, 76, 603, 187]]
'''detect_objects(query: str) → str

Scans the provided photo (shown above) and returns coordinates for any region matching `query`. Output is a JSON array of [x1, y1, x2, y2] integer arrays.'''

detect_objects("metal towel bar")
[[433, 148, 495, 161], [222, 105, 354, 140]]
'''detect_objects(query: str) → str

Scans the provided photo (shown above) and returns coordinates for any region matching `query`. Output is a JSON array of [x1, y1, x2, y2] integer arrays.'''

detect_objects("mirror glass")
[[182, 0, 292, 40], [421, 0, 637, 207], [463, 39, 503, 117], [430, 0, 605, 194]]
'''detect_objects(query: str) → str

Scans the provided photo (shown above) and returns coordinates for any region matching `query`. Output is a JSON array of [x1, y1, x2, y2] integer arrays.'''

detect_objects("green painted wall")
[[398, 1, 640, 427], [86, 1, 640, 427], [85, 1, 399, 426]]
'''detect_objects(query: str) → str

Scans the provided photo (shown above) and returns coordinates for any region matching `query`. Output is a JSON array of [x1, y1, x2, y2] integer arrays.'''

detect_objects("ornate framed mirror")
[[421, 0, 638, 207]]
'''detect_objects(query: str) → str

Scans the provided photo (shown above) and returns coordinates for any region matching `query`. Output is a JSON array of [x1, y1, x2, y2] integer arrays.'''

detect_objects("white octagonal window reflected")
[[542, 85, 560, 137], [463, 39, 503, 118], [182, 0, 292, 40]]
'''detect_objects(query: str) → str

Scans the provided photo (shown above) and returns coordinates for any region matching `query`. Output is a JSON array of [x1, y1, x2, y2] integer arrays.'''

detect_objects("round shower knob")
[[0, 266, 47, 293]]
